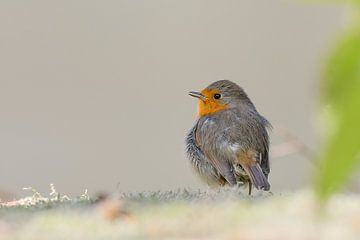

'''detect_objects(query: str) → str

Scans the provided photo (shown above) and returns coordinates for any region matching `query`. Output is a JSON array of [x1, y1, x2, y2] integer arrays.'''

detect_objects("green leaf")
[[323, 27, 360, 110], [316, 90, 360, 198], [316, 26, 360, 199]]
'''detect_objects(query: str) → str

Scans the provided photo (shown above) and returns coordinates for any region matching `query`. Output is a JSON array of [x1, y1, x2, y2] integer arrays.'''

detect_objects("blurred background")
[[0, 1, 347, 197]]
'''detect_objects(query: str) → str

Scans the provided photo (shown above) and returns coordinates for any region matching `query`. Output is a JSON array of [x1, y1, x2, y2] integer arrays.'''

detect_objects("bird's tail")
[[243, 164, 270, 191]]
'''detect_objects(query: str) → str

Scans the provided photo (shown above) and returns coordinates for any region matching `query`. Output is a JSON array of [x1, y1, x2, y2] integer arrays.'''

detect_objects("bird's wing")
[[186, 124, 225, 186], [258, 115, 271, 178], [237, 149, 270, 190], [204, 149, 237, 186], [194, 118, 237, 186], [223, 109, 270, 190], [259, 141, 270, 178]]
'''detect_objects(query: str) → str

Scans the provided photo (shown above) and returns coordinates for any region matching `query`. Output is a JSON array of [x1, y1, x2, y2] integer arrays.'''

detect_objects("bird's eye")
[[214, 93, 221, 99]]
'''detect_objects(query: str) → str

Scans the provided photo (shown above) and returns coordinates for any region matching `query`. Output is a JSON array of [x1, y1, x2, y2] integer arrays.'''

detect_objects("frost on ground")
[[0, 184, 91, 209], [0, 186, 360, 240]]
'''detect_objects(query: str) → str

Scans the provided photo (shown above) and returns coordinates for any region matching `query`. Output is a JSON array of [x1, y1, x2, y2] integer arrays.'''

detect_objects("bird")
[[186, 80, 271, 195]]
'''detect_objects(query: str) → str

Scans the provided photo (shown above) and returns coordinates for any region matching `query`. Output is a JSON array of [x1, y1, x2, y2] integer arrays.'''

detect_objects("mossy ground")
[[0, 187, 359, 240]]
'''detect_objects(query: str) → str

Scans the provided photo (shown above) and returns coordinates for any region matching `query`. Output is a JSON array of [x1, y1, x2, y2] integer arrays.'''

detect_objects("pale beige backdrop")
[[0, 1, 345, 196]]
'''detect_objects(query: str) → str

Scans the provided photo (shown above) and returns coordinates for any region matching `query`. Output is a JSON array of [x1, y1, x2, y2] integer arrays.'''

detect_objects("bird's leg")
[[248, 181, 252, 195]]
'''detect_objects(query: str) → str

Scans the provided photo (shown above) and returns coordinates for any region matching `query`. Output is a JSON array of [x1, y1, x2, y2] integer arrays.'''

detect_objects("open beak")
[[189, 91, 207, 101]]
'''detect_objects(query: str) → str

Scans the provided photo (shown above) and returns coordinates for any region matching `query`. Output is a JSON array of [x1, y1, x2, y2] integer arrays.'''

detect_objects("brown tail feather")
[[243, 164, 270, 191]]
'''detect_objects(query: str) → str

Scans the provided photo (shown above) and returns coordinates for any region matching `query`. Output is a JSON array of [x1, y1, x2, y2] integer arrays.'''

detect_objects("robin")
[[186, 80, 271, 194]]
